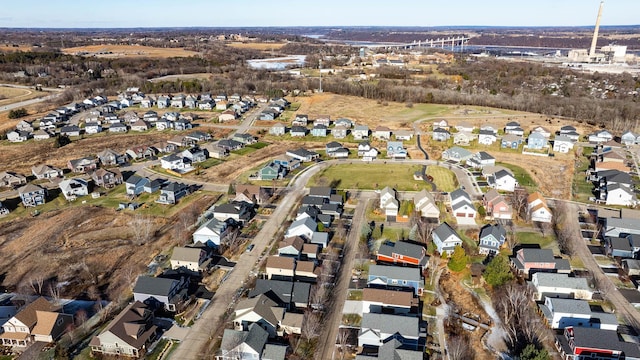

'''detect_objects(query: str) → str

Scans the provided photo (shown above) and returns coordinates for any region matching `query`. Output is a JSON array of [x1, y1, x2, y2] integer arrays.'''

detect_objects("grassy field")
[[572, 151, 594, 202], [426, 166, 458, 192], [516, 232, 559, 254], [497, 162, 537, 191], [310, 164, 425, 191], [0, 86, 47, 106], [62, 45, 200, 58]]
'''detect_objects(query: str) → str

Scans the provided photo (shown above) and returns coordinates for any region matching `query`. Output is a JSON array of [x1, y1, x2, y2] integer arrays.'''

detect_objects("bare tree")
[[224, 228, 242, 254], [130, 215, 154, 245], [448, 335, 475, 360], [552, 201, 575, 256], [510, 188, 529, 220], [29, 274, 46, 295], [412, 216, 435, 245], [336, 328, 351, 360], [301, 310, 322, 341], [48, 283, 61, 303]]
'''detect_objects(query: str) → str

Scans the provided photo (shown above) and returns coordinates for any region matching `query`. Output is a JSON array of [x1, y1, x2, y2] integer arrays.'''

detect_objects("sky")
[[1, 0, 639, 28]]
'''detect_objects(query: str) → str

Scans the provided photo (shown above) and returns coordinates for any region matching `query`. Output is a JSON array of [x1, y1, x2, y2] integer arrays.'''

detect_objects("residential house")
[[174, 118, 192, 131], [213, 202, 253, 223], [259, 110, 276, 121], [285, 148, 319, 162], [89, 301, 157, 358], [7, 130, 30, 142], [270, 123, 286, 136], [380, 186, 400, 219], [478, 224, 506, 255], [108, 122, 128, 133], [32, 164, 63, 180], [555, 327, 640, 360], [432, 222, 463, 256], [386, 141, 407, 159], [157, 182, 190, 205], [559, 125, 577, 135], [353, 125, 370, 140], [278, 237, 304, 258], [170, 95, 185, 108], [501, 134, 523, 149], [259, 163, 286, 181], [311, 124, 328, 137], [59, 178, 89, 201], [621, 131, 637, 146], [18, 184, 46, 207], [531, 126, 552, 138], [218, 324, 268, 360], [527, 132, 548, 150], [455, 121, 475, 133], [332, 125, 348, 139], [413, 189, 440, 220], [358, 313, 420, 349], [217, 139, 243, 151], [588, 130, 613, 143], [67, 156, 97, 173], [334, 118, 353, 128], [361, 288, 415, 315], [125, 175, 149, 196], [16, 120, 33, 132], [265, 256, 296, 280], [91, 169, 123, 189], [234, 185, 270, 205], [483, 189, 513, 219], [295, 261, 319, 283], [539, 297, 618, 331], [33, 129, 51, 141], [467, 151, 495, 168], [373, 126, 392, 140], [528, 192, 552, 223], [170, 247, 207, 272], [367, 264, 424, 296], [478, 130, 497, 145], [480, 124, 498, 133], [511, 248, 570, 277], [450, 188, 477, 220], [0, 172, 26, 187], [285, 217, 317, 239], [442, 146, 473, 162], [248, 279, 311, 310], [130, 120, 151, 132], [59, 125, 81, 137], [603, 217, 640, 238], [531, 273, 593, 301], [97, 148, 126, 166], [432, 119, 449, 130], [192, 218, 231, 247], [431, 124, 453, 141], [280, 312, 304, 336], [233, 295, 283, 338], [355, 339, 423, 360], [160, 153, 189, 171], [292, 114, 308, 126], [313, 115, 330, 127], [84, 122, 102, 134], [133, 275, 188, 312], [490, 169, 518, 192], [553, 135, 575, 153], [290, 126, 307, 137], [453, 131, 475, 146], [184, 95, 197, 109], [377, 241, 428, 269], [0, 298, 71, 348]]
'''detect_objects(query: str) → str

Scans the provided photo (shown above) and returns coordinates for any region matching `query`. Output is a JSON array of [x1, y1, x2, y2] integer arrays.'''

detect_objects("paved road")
[[168, 162, 330, 360], [230, 103, 267, 138], [317, 193, 374, 360], [0, 92, 62, 113], [565, 201, 640, 329]]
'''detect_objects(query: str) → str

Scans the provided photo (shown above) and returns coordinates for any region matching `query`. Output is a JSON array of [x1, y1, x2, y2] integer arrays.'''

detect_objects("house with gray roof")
[[219, 323, 268, 360], [248, 279, 311, 310], [355, 339, 423, 360], [538, 297, 618, 331], [478, 224, 506, 255], [358, 313, 420, 349], [511, 248, 571, 277], [132, 275, 189, 312], [376, 241, 428, 269], [59, 178, 89, 201], [442, 146, 473, 162], [367, 265, 423, 296], [192, 218, 231, 247], [603, 217, 640, 238], [530, 273, 593, 300], [233, 295, 284, 338], [555, 327, 640, 360], [553, 135, 575, 153], [18, 184, 46, 207], [478, 129, 497, 145], [432, 222, 463, 256], [170, 247, 207, 272], [432, 128, 451, 142]]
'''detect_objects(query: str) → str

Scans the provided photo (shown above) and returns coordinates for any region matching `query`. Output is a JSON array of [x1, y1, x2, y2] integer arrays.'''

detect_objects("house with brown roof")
[[277, 237, 304, 258], [0, 297, 71, 348], [170, 247, 207, 272], [301, 243, 320, 260], [233, 294, 284, 338], [31, 165, 63, 180], [528, 192, 552, 223], [362, 288, 417, 315], [483, 189, 513, 220], [280, 312, 303, 335], [90, 168, 123, 189], [234, 185, 270, 205], [90, 301, 158, 358], [265, 256, 295, 280], [295, 260, 320, 283]]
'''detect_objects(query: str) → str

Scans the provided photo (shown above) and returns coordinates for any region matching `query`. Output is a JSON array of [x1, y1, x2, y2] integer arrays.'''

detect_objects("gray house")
[[157, 182, 190, 205], [18, 184, 46, 207], [132, 276, 189, 312]]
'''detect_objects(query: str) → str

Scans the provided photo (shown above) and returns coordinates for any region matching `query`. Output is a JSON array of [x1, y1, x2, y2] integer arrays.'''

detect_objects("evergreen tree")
[[483, 254, 514, 287], [519, 344, 550, 360], [447, 245, 468, 272]]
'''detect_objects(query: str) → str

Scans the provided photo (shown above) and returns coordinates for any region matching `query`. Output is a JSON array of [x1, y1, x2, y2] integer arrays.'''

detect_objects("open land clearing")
[[0, 194, 214, 301], [62, 44, 200, 58], [310, 163, 425, 191]]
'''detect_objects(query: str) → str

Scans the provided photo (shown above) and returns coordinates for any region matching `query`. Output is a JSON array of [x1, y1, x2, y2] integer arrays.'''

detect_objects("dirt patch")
[[493, 152, 573, 198], [62, 45, 200, 58], [0, 195, 214, 301], [440, 270, 493, 360]]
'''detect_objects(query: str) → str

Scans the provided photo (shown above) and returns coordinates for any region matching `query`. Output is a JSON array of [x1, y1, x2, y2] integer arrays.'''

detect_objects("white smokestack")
[[589, 0, 604, 58]]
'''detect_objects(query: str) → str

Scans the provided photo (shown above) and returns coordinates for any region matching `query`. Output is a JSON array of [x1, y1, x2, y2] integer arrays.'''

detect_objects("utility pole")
[[318, 58, 323, 93]]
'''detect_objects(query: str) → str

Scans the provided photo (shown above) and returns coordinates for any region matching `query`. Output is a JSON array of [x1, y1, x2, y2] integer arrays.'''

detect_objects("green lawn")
[[571, 152, 594, 203], [426, 166, 458, 192], [497, 162, 537, 191], [516, 232, 559, 254], [246, 141, 270, 150], [232, 147, 258, 156], [310, 164, 426, 191]]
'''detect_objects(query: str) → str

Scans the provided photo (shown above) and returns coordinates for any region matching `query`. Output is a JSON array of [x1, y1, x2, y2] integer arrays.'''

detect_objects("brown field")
[[226, 42, 287, 51], [0, 86, 48, 106], [0, 195, 214, 300], [62, 44, 200, 58], [0, 44, 35, 52]]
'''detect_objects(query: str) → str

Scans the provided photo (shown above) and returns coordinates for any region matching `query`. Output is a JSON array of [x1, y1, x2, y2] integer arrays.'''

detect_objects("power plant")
[[568, 0, 628, 63]]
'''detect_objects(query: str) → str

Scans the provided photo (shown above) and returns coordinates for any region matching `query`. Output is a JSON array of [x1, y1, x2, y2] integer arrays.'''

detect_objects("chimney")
[[589, 1, 604, 58]]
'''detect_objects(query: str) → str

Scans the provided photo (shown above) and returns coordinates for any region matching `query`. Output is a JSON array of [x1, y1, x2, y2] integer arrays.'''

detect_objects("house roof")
[[544, 298, 592, 316], [518, 248, 556, 263], [479, 224, 506, 241], [14, 297, 55, 329], [450, 188, 472, 203], [92, 301, 156, 350], [494, 169, 514, 181], [360, 313, 419, 338], [483, 189, 503, 203], [279, 237, 304, 252], [368, 264, 422, 282], [527, 192, 547, 205], [32, 164, 59, 176], [288, 217, 317, 233], [266, 256, 295, 271], [565, 327, 640, 357], [532, 273, 591, 292], [221, 324, 268, 355], [262, 344, 288, 360], [378, 241, 424, 259], [281, 312, 304, 329], [171, 247, 202, 263], [554, 135, 574, 143], [362, 288, 414, 307], [18, 183, 44, 195], [235, 294, 281, 327], [31, 311, 65, 337], [133, 276, 182, 297], [433, 222, 460, 242], [309, 187, 332, 198], [295, 260, 317, 275], [609, 237, 632, 251]]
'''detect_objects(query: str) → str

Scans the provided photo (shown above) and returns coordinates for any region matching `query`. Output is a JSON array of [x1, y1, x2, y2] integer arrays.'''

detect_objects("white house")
[[170, 247, 207, 272], [380, 186, 399, 219], [192, 218, 230, 247], [528, 192, 552, 223], [491, 169, 518, 192], [553, 135, 575, 153], [478, 130, 497, 145], [432, 222, 463, 256], [538, 297, 617, 331], [413, 189, 440, 220], [358, 313, 420, 348], [531, 273, 593, 301]]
